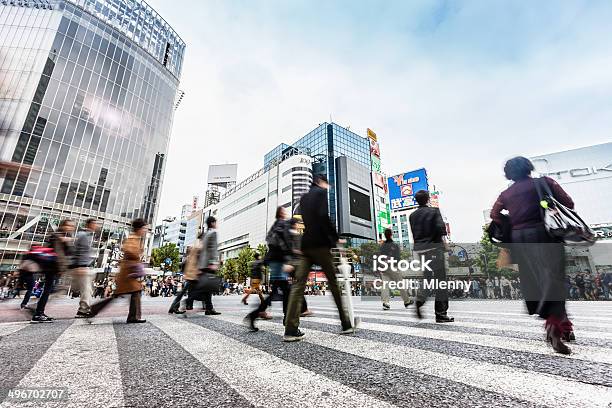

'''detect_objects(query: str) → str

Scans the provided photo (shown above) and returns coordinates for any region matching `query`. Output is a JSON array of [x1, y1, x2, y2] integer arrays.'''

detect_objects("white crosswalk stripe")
[[0, 319, 124, 408], [312, 306, 612, 340], [148, 315, 396, 408], [0, 321, 29, 338], [214, 314, 612, 408], [1, 299, 610, 408], [300, 314, 612, 364]]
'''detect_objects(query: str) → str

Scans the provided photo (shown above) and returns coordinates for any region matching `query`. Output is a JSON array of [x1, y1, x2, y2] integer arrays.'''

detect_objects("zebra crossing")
[[0, 299, 610, 407]]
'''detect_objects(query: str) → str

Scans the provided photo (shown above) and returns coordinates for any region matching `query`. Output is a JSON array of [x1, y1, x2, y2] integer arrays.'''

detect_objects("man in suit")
[[409, 190, 454, 323], [194, 216, 221, 315], [284, 174, 353, 342]]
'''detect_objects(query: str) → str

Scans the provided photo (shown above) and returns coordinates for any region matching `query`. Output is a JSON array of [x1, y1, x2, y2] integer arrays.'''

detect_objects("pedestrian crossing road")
[[0, 297, 611, 407]]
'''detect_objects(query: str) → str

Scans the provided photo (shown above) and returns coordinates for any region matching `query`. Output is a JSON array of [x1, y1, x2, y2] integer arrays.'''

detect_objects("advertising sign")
[[207, 164, 238, 184], [370, 141, 380, 157], [371, 156, 381, 173], [367, 128, 377, 142], [388, 168, 429, 211], [373, 172, 385, 189]]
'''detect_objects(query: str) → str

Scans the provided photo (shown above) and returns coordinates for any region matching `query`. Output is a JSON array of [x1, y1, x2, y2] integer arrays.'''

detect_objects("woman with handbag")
[[90, 218, 148, 323], [491, 156, 575, 354]]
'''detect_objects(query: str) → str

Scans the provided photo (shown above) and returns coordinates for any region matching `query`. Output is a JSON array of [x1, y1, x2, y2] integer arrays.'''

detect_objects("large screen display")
[[387, 168, 429, 211], [349, 188, 372, 221]]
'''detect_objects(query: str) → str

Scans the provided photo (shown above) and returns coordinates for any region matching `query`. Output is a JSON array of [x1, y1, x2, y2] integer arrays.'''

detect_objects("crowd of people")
[[3, 156, 610, 356]]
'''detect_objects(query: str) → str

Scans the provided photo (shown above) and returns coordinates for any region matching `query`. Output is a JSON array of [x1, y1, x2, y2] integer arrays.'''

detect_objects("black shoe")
[[244, 317, 259, 332], [41, 313, 54, 321], [242, 299, 248, 305], [435, 315, 454, 323], [126, 319, 146, 324], [31, 314, 53, 323], [382, 303, 390, 310], [168, 308, 186, 315], [415, 301, 424, 319], [205, 310, 221, 315], [283, 329, 305, 342], [75, 311, 92, 318], [404, 300, 414, 308]]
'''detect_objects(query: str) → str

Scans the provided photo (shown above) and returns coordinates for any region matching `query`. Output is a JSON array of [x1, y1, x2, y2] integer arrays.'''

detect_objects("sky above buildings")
[[149, 0, 612, 241]]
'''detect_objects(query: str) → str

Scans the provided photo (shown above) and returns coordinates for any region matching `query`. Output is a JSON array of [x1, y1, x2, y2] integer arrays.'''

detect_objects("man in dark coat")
[[283, 174, 353, 342], [409, 190, 454, 323]]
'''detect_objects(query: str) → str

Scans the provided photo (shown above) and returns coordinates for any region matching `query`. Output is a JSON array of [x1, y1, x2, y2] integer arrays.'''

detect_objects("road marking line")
[[217, 314, 612, 408], [149, 315, 397, 408], [0, 319, 124, 408], [312, 307, 612, 339]]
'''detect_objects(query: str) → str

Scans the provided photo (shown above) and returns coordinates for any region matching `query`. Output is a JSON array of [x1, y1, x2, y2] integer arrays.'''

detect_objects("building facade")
[[264, 122, 373, 239], [0, 0, 184, 271], [203, 150, 312, 260]]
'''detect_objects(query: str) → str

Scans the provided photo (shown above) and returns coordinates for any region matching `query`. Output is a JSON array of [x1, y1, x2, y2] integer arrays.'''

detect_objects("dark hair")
[[206, 216, 216, 229], [415, 190, 430, 206], [313, 174, 328, 185], [85, 218, 98, 227], [58, 219, 73, 230], [384, 228, 393, 241], [275, 206, 286, 220], [504, 156, 534, 181], [254, 252, 260, 260], [131, 218, 147, 231]]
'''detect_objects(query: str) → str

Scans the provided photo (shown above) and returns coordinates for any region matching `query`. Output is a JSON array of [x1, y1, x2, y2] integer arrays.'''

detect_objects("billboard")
[[371, 156, 381, 172], [367, 128, 377, 142], [207, 164, 237, 184], [370, 141, 380, 157], [388, 168, 429, 211]]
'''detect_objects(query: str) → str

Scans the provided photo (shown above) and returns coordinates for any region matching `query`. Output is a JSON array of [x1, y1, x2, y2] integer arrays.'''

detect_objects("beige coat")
[[115, 234, 143, 294], [183, 240, 202, 281]]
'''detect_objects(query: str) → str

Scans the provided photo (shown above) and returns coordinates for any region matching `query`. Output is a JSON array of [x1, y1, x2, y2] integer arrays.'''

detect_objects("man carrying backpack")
[[245, 206, 291, 331]]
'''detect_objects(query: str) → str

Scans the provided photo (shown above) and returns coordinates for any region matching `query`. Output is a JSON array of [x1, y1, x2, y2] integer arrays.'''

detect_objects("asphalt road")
[[0, 295, 610, 407]]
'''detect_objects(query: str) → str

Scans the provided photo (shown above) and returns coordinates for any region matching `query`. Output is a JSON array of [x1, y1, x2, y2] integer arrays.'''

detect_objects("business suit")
[[285, 184, 351, 334], [409, 205, 450, 318]]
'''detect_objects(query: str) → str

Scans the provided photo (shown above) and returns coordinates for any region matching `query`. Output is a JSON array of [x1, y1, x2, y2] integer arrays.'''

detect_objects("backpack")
[[265, 221, 289, 252]]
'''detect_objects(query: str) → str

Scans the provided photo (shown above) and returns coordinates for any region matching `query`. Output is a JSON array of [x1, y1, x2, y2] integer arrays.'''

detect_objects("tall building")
[[0, 0, 184, 271], [264, 122, 374, 240]]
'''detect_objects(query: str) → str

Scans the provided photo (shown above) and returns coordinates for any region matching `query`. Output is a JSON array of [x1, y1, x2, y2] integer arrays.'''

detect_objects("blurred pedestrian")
[[379, 228, 413, 310], [31, 219, 75, 322], [491, 156, 574, 354], [409, 190, 454, 323], [90, 218, 148, 323], [284, 175, 353, 342], [71, 218, 100, 318], [245, 207, 291, 331]]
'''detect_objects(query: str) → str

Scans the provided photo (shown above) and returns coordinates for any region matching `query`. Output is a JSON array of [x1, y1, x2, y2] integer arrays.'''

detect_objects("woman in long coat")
[[90, 218, 148, 323]]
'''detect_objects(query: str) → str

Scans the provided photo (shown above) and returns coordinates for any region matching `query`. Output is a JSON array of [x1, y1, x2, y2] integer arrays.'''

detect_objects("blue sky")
[[149, 0, 612, 241]]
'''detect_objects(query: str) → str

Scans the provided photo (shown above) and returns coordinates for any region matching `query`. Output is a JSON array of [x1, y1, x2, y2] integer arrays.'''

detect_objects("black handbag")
[[189, 269, 223, 300], [534, 178, 595, 246], [487, 214, 511, 244]]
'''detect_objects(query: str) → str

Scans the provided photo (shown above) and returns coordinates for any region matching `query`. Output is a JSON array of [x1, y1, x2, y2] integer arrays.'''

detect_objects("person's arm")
[[545, 177, 574, 209], [318, 189, 339, 244], [208, 230, 219, 269], [435, 208, 447, 237], [490, 194, 506, 225]]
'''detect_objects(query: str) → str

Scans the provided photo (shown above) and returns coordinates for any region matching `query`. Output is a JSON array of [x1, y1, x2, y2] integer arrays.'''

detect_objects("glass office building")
[[265, 123, 371, 225], [0, 0, 184, 270]]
